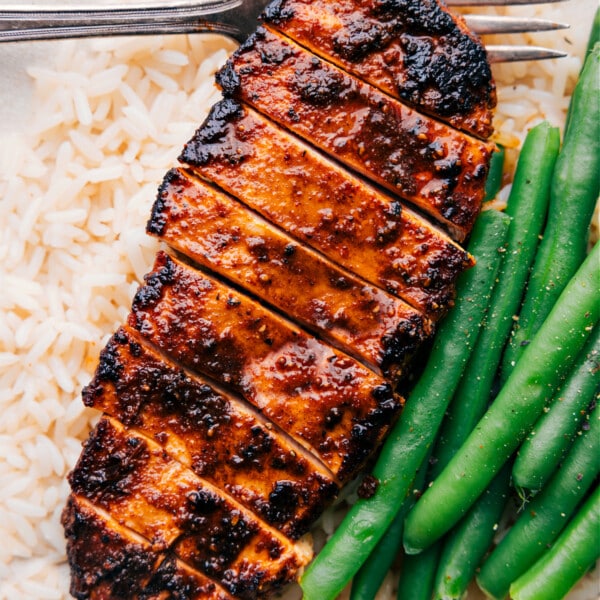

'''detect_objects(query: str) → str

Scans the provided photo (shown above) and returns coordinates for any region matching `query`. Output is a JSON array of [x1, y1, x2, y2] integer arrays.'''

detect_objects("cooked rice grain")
[[0, 32, 234, 599]]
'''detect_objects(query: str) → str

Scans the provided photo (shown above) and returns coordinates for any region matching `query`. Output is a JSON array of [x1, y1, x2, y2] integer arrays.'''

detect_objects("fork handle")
[[0, 1, 255, 43]]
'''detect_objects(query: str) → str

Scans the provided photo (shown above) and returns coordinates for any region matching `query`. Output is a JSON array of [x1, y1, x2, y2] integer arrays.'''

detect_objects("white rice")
[[0, 1, 597, 598]]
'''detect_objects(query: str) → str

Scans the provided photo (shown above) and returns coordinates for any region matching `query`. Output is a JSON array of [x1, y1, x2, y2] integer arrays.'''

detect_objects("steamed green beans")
[[502, 44, 600, 375], [403, 243, 600, 554], [433, 465, 511, 600], [421, 126, 560, 596], [433, 122, 559, 468], [397, 543, 441, 600], [484, 145, 506, 201], [478, 402, 600, 599], [510, 484, 600, 600], [350, 457, 430, 600], [512, 324, 600, 490]]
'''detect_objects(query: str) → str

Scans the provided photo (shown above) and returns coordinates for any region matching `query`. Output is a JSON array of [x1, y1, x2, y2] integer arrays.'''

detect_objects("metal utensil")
[[0, 0, 569, 61]]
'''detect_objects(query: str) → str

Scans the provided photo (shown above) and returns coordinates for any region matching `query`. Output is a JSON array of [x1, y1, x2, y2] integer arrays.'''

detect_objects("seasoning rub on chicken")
[[62, 0, 496, 597]]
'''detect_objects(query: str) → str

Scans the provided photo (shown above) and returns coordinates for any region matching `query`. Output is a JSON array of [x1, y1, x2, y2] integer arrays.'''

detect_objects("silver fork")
[[0, 0, 569, 61]]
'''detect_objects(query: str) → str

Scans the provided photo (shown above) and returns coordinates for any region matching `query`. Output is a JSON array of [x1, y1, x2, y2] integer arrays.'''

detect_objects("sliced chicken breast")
[[180, 100, 474, 319], [148, 168, 433, 380], [261, 0, 496, 138], [128, 251, 401, 482], [68, 417, 313, 599], [83, 325, 340, 539], [216, 27, 495, 240], [62, 495, 235, 600]]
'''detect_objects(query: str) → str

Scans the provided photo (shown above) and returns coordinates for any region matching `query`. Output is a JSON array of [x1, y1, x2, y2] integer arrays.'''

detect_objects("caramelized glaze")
[[180, 100, 474, 318], [69, 418, 312, 599], [83, 325, 339, 539], [216, 27, 494, 240], [148, 168, 432, 379]]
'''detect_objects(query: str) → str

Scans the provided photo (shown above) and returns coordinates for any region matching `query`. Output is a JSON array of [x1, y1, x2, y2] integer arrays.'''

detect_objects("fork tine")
[[446, 0, 567, 5], [486, 44, 568, 62], [464, 15, 569, 34]]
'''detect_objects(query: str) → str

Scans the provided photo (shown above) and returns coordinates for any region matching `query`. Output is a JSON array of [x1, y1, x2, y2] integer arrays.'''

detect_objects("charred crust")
[[292, 64, 348, 107], [261, 0, 295, 24], [215, 61, 242, 97], [215, 30, 268, 96], [179, 99, 245, 167], [333, 0, 494, 120], [372, 0, 455, 34], [265, 481, 298, 525], [399, 34, 493, 119], [357, 474, 379, 499], [216, 27, 292, 94], [332, 20, 392, 63], [61, 496, 155, 600], [147, 169, 181, 237], [142, 556, 226, 600], [324, 406, 343, 429], [371, 381, 395, 403], [94, 339, 124, 384], [380, 313, 431, 377], [187, 488, 222, 514], [283, 243, 296, 257], [339, 387, 401, 479], [68, 419, 149, 501], [132, 252, 177, 311]]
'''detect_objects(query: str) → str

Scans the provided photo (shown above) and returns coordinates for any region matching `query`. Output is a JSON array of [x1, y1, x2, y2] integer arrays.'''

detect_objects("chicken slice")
[[83, 325, 340, 539], [143, 554, 235, 600], [261, 0, 496, 139], [180, 100, 474, 319], [128, 251, 401, 482], [61, 495, 234, 600], [148, 168, 432, 380], [216, 27, 495, 241], [68, 417, 313, 599]]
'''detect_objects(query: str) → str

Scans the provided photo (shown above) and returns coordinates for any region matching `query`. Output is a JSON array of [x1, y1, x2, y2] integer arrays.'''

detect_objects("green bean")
[[421, 127, 559, 588], [432, 464, 511, 600], [478, 402, 600, 599], [299, 210, 511, 600], [434, 122, 559, 467], [392, 453, 439, 600], [586, 9, 600, 57], [565, 12, 599, 133], [509, 484, 600, 600], [349, 510, 404, 600], [403, 242, 600, 554], [350, 456, 430, 600], [512, 324, 600, 490], [406, 136, 548, 595], [501, 45, 600, 376], [397, 543, 441, 600], [484, 145, 505, 201]]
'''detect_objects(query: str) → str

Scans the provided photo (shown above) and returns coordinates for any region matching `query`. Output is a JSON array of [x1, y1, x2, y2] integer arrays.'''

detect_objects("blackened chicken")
[[63, 0, 495, 597]]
